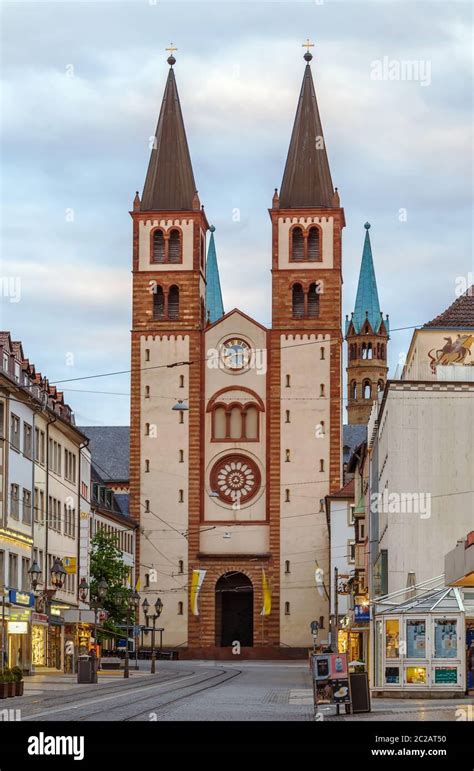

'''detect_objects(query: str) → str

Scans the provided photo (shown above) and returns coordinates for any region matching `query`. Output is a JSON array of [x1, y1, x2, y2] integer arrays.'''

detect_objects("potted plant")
[[11, 666, 24, 696], [0, 671, 10, 699], [0, 669, 15, 698]]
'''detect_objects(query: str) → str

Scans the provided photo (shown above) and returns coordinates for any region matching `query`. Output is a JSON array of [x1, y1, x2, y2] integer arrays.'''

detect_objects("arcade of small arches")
[[289, 224, 322, 262], [348, 341, 386, 361], [210, 401, 262, 441], [350, 378, 385, 401], [150, 225, 206, 269]]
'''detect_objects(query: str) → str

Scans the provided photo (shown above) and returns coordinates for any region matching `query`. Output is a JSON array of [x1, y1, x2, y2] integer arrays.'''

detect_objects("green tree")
[[89, 530, 134, 636]]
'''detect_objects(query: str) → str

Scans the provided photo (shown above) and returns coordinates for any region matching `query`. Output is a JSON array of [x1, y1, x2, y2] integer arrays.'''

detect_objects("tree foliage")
[[89, 530, 134, 635]]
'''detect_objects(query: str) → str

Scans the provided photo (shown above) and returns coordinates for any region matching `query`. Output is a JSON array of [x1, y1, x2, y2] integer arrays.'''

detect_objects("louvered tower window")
[[307, 226, 320, 261], [153, 286, 165, 319], [291, 227, 304, 261], [168, 229, 181, 263], [168, 285, 180, 320], [292, 284, 305, 318], [152, 229, 165, 263], [307, 283, 320, 318]]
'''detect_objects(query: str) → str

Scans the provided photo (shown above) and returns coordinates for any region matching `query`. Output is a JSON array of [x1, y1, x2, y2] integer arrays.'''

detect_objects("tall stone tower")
[[345, 223, 389, 425], [270, 47, 344, 645]]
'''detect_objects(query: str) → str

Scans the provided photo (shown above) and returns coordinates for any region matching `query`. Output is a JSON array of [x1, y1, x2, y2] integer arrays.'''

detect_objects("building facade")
[[0, 332, 91, 672], [130, 51, 344, 654]]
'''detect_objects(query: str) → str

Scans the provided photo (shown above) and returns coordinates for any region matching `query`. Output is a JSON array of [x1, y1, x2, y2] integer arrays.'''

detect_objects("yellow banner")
[[62, 557, 76, 575], [261, 568, 271, 616], [190, 569, 206, 616]]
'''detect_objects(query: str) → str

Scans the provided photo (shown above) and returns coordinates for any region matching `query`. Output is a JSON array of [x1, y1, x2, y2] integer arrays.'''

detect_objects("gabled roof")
[[330, 477, 355, 499], [206, 226, 224, 323], [279, 62, 334, 208], [205, 307, 268, 333], [81, 426, 130, 481], [141, 64, 197, 211], [423, 287, 474, 329]]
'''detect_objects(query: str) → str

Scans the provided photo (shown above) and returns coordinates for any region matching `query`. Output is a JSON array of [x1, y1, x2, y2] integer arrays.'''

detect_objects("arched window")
[[168, 229, 181, 263], [378, 379, 384, 393], [229, 406, 241, 439], [307, 226, 321, 261], [245, 406, 259, 439], [152, 229, 165, 263], [292, 283, 305, 318], [351, 380, 357, 400], [381, 344, 385, 360], [367, 343, 373, 360], [307, 283, 320, 318], [363, 380, 372, 400], [213, 406, 227, 439], [291, 227, 304, 261], [168, 285, 179, 320], [361, 343, 367, 360], [153, 286, 165, 319]]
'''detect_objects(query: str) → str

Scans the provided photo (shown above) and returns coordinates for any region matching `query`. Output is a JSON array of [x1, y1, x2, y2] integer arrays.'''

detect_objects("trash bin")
[[77, 655, 93, 684]]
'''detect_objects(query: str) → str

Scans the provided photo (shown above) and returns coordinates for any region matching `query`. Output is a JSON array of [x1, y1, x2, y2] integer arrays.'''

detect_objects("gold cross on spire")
[[166, 43, 178, 56], [302, 38, 314, 54]]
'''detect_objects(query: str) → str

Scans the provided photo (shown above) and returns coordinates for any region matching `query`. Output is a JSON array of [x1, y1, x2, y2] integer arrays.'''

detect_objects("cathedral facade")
[[130, 50, 343, 654]]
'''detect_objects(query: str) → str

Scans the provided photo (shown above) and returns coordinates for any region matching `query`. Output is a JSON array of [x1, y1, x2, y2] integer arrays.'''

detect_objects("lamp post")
[[124, 589, 140, 679], [143, 597, 163, 674]]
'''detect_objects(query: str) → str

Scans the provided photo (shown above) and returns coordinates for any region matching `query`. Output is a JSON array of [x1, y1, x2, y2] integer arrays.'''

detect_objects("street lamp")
[[124, 588, 140, 679], [78, 577, 89, 603], [97, 578, 108, 600], [51, 558, 67, 590], [143, 597, 163, 674], [28, 561, 42, 591], [171, 399, 189, 412]]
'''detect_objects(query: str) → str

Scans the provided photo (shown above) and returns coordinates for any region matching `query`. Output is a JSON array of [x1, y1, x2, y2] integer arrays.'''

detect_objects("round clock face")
[[210, 455, 261, 505], [221, 338, 251, 371]]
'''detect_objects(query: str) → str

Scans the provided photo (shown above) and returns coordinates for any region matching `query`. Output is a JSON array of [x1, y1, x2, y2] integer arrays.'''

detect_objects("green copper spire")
[[350, 223, 383, 334], [206, 226, 224, 324]]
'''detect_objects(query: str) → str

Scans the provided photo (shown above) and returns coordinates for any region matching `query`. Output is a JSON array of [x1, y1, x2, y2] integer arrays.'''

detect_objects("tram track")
[[21, 667, 242, 722]]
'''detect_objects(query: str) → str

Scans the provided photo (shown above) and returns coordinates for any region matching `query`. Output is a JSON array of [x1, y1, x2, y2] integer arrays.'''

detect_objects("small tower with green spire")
[[205, 225, 224, 324], [345, 223, 389, 425]]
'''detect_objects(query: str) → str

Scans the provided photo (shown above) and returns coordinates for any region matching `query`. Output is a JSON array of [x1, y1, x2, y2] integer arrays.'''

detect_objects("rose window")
[[210, 455, 261, 505]]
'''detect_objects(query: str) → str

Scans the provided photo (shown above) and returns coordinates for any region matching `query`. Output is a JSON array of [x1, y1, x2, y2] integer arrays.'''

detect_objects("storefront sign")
[[329, 653, 348, 679], [7, 621, 28, 634], [8, 590, 34, 607], [31, 612, 48, 624], [354, 603, 370, 622], [9, 608, 31, 622]]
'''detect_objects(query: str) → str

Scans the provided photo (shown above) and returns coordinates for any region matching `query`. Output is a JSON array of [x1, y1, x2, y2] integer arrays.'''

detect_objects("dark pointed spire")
[[279, 49, 334, 209], [141, 54, 197, 211]]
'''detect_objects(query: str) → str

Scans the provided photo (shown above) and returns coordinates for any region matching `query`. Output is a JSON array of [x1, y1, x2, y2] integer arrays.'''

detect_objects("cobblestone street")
[[3, 662, 472, 723]]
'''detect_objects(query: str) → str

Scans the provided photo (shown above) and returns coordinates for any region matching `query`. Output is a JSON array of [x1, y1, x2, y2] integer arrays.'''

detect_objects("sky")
[[1, 0, 472, 426]]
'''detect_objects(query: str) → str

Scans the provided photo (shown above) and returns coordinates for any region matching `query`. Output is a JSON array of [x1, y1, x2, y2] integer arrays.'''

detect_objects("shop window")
[[434, 619, 457, 659], [406, 619, 426, 658], [385, 666, 400, 685], [385, 619, 399, 659], [405, 666, 426, 685]]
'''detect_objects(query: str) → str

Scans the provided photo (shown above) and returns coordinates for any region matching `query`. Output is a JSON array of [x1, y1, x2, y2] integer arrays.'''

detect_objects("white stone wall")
[[277, 216, 334, 269]]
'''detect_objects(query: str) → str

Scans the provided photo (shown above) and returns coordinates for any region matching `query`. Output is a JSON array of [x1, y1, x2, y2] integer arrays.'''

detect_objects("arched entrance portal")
[[215, 572, 254, 647]]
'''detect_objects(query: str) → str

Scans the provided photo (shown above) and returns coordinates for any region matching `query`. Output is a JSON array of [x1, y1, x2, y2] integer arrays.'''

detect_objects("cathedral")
[[129, 47, 386, 655]]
